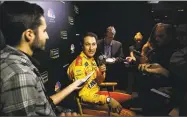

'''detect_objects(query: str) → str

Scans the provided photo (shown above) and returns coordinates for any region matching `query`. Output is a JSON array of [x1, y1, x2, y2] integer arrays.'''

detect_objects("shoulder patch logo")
[[75, 57, 82, 66]]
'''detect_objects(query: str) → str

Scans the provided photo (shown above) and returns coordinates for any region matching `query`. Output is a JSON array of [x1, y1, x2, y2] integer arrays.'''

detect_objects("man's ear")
[[24, 29, 35, 43]]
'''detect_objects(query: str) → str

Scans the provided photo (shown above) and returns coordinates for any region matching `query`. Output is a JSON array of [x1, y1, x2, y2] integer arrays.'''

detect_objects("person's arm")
[[130, 51, 136, 61], [52, 62, 92, 105], [1, 72, 55, 116], [96, 64, 106, 84], [138, 63, 169, 77], [50, 79, 83, 105], [141, 41, 150, 56], [67, 62, 106, 104]]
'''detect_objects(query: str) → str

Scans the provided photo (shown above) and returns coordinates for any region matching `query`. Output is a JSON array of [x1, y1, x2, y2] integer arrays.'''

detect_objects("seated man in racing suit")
[[67, 32, 135, 116]]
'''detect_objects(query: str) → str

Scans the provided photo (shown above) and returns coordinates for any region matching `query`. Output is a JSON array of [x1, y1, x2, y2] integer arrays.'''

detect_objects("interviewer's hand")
[[126, 56, 136, 62], [71, 78, 89, 90], [138, 63, 169, 77]]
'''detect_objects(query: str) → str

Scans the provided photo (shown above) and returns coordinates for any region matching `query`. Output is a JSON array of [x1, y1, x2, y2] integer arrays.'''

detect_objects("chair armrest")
[[99, 82, 118, 86], [99, 82, 118, 91]]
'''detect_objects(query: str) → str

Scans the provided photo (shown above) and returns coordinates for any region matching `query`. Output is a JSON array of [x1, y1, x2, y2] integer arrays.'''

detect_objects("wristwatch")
[[106, 97, 111, 104]]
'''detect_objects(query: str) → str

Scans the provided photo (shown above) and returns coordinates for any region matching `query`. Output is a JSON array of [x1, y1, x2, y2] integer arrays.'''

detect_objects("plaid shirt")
[[0, 45, 56, 116]]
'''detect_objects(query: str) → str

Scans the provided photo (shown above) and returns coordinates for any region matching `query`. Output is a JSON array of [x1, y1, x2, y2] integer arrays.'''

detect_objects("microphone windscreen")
[[98, 55, 104, 61], [97, 55, 106, 65]]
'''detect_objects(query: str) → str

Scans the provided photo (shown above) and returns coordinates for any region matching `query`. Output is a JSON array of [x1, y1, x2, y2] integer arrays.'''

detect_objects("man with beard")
[[0, 1, 87, 116], [120, 23, 177, 115], [137, 23, 178, 115]]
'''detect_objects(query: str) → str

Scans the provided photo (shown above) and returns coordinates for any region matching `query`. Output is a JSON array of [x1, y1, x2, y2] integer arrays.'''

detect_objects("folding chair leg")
[[76, 97, 83, 115]]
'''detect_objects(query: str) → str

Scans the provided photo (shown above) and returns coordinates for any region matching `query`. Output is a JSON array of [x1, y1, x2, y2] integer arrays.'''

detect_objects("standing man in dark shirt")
[[0, 1, 86, 116]]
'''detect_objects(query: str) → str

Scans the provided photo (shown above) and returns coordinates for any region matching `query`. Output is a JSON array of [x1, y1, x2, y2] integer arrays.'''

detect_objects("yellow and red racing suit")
[[67, 52, 107, 104]]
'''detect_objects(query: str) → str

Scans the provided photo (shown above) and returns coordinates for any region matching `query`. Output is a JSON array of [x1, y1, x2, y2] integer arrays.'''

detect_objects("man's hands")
[[138, 63, 169, 77], [126, 56, 148, 64], [108, 98, 123, 114], [72, 71, 95, 90], [126, 56, 136, 63], [96, 64, 106, 84], [72, 73, 94, 90], [98, 64, 106, 73]]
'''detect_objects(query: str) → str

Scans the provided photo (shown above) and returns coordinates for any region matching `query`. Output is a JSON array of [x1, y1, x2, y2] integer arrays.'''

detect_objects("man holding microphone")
[[67, 32, 135, 116]]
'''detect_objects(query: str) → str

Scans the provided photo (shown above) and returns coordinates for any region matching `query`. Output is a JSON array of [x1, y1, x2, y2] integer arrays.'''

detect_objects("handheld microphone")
[[97, 54, 107, 66]]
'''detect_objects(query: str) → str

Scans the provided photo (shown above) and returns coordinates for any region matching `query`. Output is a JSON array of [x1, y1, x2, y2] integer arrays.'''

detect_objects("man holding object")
[[0, 1, 86, 116]]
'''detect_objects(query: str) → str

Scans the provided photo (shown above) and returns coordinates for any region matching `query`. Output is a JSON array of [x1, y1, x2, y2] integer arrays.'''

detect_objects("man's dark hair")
[[81, 32, 98, 45], [148, 23, 176, 46], [0, 1, 44, 46]]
